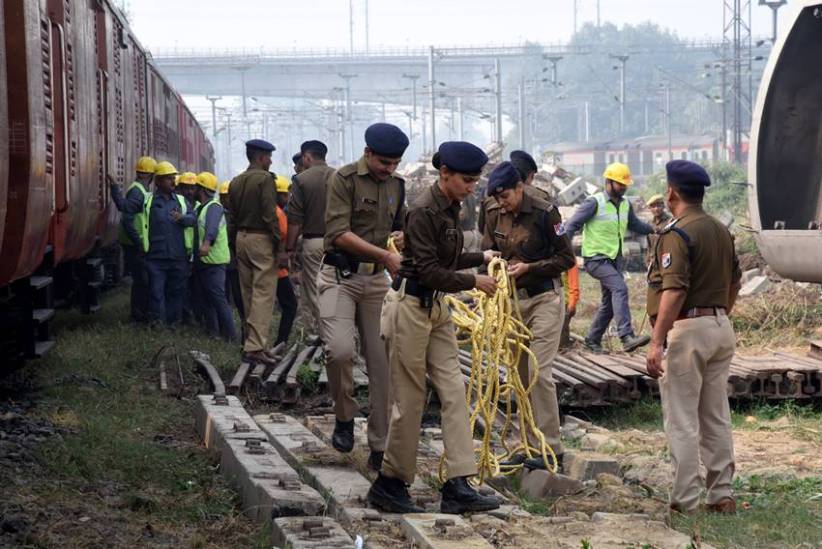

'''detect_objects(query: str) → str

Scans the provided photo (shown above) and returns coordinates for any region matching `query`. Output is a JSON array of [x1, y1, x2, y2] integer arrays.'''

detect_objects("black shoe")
[[440, 477, 500, 514], [622, 334, 651, 353], [367, 450, 384, 471], [367, 473, 423, 514], [499, 453, 527, 468], [583, 339, 605, 354], [524, 453, 564, 471], [331, 419, 354, 453]]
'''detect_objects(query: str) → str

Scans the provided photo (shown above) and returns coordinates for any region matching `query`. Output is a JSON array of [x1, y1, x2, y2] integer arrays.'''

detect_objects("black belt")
[[392, 277, 437, 308], [323, 251, 383, 276], [516, 278, 555, 300], [303, 233, 324, 239]]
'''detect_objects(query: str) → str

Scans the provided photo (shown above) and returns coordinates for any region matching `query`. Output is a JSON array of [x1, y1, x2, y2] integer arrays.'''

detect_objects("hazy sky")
[[127, 0, 785, 53]]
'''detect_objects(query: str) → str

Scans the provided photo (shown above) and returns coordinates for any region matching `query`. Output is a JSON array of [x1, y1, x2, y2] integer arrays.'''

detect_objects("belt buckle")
[[357, 262, 376, 275]]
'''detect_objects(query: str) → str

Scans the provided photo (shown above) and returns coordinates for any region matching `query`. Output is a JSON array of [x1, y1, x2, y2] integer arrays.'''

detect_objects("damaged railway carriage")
[[0, 0, 214, 361]]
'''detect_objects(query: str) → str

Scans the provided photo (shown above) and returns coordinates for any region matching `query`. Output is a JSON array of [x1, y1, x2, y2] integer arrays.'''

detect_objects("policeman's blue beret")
[[487, 161, 522, 196], [245, 139, 276, 152], [300, 140, 328, 156], [432, 141, 489, 175], [509, 150, 538, 178], [666, 159, 711, 187], [364, 123, 409, 157]]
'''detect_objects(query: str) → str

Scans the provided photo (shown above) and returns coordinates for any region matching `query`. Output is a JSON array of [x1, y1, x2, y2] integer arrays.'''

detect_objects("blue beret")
[[487, 161, 522, 196], [666, 160, 711, 188], [245, 139, 276, 152], [509, 150, 538, 178], [432, 141, 489, 175], [300, 140, 328, 156], [364, 123, 409, 157]]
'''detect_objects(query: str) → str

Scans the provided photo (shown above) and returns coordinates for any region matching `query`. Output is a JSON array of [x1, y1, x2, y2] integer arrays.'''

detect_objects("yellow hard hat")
[[647, 194, 665, 206], [275, 175, 291, 194], [219, 181, 230, 195], [154, 161, 178, 177], [603, 162, 633, 186], [196, 171, 218, 192], [177, 171, 197, 185], [135, 156, 157, 174]]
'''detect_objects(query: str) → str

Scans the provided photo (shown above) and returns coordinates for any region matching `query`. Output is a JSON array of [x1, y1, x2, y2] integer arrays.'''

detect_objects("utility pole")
[[610, 54, 629, 135], [365, 0, 370, 53], [225, 112, 233, 176], [724, 0, 752, 164], [457, 97, 464, 141], [403, 73, 420, 120], [664, 82, 673, 161], [339, 73, 358, 161], [759, 0, 787, 43], [518, 80, 526, 150], [428, 47, 436, 152], [494, 58, 502, 144], [206, 95, 222, 138], [349, 0, 354, 55], [421, 106, 427, 154], [234, 67, 250, 118]]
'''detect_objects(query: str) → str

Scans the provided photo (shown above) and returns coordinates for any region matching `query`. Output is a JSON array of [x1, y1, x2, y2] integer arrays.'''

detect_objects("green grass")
[[8, 289, 274, 547], [673, 475, 822, 549]]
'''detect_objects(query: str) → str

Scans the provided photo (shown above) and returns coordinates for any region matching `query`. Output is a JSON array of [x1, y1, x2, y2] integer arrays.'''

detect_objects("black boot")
[[622, 334, 651, 353], [440, 477, 500, 514], [367, 473, 423, 514], [498, 453, 527, 468], [524, 453, 564, 471], [583, 339, 605, 354], [331, 419, 354, 453], [367, 450, 384, 471]]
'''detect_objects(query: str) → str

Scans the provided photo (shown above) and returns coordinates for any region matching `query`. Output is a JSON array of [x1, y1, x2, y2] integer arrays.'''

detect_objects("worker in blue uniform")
[[141, 161, 197, 326], [193, 172, 237, 341]]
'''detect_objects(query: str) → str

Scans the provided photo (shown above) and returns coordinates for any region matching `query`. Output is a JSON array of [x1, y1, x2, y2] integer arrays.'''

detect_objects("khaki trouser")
[[381, 287, 477, 484], [300, 237, 324, 335], [318, 264, 390, 451], [236, 231, 278, 353], [517, 287, 565, 455], [660, 314, 736, 511]]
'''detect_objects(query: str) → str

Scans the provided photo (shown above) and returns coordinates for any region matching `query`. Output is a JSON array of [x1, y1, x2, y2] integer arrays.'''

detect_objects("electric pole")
[[610, 54, 629, 135], [494, 58, 502, 144], [403, 73, 420, 120], [428, 46, 436, 153], [759, 0, 787, 43], [339, 73, 358, 161], [206, 95, 222, 138]]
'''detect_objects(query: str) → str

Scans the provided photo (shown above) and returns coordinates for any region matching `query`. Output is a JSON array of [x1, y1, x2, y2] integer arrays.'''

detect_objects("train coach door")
[[46, 0, 73, 264]]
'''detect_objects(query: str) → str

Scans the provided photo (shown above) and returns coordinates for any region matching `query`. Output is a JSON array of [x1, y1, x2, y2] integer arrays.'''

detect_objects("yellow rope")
[[442, 257, 559, 483]]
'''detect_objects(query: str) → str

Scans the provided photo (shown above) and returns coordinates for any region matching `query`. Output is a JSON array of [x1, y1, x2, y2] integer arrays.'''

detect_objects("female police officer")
[[367, 142, 500, 515]]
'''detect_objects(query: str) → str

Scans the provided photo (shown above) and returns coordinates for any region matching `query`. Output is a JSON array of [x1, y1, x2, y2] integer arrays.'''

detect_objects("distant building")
[[541, 135, 736, 184]]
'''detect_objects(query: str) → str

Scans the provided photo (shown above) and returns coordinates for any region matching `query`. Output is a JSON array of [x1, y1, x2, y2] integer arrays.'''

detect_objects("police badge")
[[662, 252, 672, 269]]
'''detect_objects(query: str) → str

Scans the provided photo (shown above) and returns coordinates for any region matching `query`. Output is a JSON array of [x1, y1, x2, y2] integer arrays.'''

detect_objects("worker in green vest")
[[141, 161, 196, 326], [565, 162, 655, 353], [110, 156, 156, 323], [193, 172, 237, 341]]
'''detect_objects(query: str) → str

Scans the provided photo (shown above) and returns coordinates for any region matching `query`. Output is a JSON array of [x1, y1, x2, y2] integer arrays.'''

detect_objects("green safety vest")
[[197, 198, 230, 265], [117, 181, 149, 246], [140, 193, 193, 256], [581, 192, 630, 260]]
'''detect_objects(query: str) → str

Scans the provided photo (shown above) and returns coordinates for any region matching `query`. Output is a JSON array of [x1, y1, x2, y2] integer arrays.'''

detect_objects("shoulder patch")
[[554, 222, 567, 236], [337, 163, 357, 177], [661, 252, 672, 269]]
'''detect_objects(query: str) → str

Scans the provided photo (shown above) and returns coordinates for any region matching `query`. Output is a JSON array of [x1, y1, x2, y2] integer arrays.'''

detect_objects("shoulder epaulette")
[[659, 217, 695, 263], [337, 163, 357, 177]]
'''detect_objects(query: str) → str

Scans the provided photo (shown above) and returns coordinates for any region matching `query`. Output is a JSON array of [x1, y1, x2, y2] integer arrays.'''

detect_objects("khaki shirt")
[[324, 157, 406, 257], [477, 184, 551, 237], [482, 192, 576, 289], [227, 167, 280, 243], [646, 212, 672, 254], [288, 161, 335, 236], [399, 183, 483, 293], [646, 205, 742, 317]]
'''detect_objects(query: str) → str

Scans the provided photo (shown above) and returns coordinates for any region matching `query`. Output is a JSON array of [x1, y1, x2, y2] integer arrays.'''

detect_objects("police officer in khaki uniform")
[[646, 193, 671, 266], [320, 123, 408, 469], [368, 141, 500, 515], [482, 162, 576, 470], [646, 160, 742, 515], [227, 139, 281, 365], [478, 150, 550, 246], [287, 140, 335, 336]]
